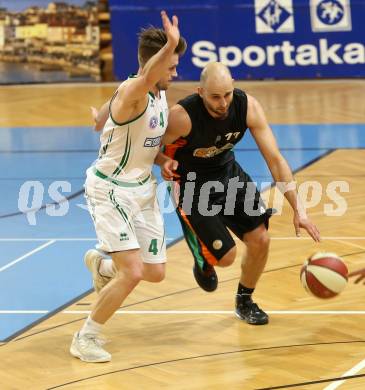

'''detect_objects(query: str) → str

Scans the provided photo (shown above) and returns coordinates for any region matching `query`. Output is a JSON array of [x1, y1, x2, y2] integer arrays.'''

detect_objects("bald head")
[[198, 62, 234, 120], [200, 62, 233, 88]]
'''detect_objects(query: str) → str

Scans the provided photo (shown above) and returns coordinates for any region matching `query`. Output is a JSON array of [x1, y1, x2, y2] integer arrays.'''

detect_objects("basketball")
[[300, 252, 348, 299]]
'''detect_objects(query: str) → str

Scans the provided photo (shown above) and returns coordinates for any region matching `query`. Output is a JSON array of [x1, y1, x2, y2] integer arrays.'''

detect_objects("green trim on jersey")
[[99, 127, 115, 158], [93, 167, 150, 187], [109, 93, 150, 127], [112, 126, 131, 177]]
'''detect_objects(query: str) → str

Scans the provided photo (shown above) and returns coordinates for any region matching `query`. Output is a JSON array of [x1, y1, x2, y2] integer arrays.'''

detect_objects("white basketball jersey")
[[93, 88, 168, 185]]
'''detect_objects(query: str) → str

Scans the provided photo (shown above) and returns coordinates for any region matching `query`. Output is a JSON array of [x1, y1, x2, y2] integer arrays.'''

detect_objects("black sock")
[[237, 283, 254, 303]]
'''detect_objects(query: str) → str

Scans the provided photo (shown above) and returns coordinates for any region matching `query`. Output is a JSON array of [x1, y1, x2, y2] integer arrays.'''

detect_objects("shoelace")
[[81, 334, 107, 347]]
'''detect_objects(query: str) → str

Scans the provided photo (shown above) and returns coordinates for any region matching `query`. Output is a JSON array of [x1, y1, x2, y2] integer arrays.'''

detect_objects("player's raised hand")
[[293, 213, 321, 242], [348, 268, 365, 284], [161, 10, 180, 48]]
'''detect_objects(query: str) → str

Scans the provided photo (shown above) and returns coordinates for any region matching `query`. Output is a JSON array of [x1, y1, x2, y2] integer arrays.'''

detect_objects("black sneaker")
[[193, 262, 218, 292], [235, 295, 269, 325]]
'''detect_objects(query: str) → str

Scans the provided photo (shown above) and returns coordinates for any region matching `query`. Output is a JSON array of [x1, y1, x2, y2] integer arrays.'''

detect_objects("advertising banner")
[[109, 0, 365, 80]]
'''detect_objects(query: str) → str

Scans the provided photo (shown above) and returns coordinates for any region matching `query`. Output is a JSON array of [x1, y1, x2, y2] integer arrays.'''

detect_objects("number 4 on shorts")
[[148, 238, 158, 255]]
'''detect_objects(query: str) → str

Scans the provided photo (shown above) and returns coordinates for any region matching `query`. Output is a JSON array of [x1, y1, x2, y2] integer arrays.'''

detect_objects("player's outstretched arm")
[[110, 11, 181, 125], [122, 11, 180, 103], [349, 268, 365, 284], [247, 94, 320, 242]]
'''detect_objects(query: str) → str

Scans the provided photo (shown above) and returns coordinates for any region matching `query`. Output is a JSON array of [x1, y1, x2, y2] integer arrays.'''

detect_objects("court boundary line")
[[1, 310, 365, 315], [0, 289, 93, 343], [323, 358, 365, 390], [257, 373, 365, 390], [0, 240, 55, 273]]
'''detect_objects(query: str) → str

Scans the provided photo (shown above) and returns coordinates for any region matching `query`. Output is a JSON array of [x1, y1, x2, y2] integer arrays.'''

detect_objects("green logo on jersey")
[[120, 233, 129, 241]]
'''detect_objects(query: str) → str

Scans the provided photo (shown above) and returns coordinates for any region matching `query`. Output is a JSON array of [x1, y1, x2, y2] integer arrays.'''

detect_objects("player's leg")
[[223, 165, 272, 325], [71, 249, 143, 362], [236, 223, 270, 325], [91, 250, 143, 323], [241, 223, 270, 289], [84, 248, 166, 287], [84, 248, 114, 293], [84, 181, 167, 288], [225, 218, 271, 325], [72, 177, 142, 362], [176, 206, 236, 291]]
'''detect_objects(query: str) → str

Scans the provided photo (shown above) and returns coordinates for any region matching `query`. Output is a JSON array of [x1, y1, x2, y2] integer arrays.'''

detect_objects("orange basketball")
[[300, 252, 348, 299]]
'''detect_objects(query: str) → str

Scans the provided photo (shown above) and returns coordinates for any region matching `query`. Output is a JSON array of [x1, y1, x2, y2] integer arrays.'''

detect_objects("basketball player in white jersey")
[[70, 11, 186, 363]]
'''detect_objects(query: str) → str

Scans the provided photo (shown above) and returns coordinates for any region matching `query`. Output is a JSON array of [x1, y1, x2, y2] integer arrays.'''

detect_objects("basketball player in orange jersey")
[[70, 11, 186, 362], [156, 62, 320, 325]]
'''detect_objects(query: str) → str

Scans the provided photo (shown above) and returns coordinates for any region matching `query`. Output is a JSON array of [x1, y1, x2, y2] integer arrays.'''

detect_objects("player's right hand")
[[161, 10, 180, 48], [90, 106, 98, 122], [348, 268, 365, 284], [90, 106, 102, 132], [293, 213, 321, 242], [161, 158, 179, 181]]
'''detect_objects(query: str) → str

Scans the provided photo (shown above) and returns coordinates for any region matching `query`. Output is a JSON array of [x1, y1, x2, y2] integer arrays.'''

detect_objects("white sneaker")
[[84, 249, 111, 293], [70, 332, 111, 362]]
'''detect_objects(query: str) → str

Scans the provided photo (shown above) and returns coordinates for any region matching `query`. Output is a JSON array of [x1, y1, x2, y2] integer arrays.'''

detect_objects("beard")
[[156, 81, 169, 91], [205, 101, 229, 119]]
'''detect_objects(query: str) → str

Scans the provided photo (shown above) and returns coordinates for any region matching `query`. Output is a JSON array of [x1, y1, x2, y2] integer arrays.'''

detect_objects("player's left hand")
[[348, 268, 365, 284], [293, 213, 321, 242], [161, 158, 179, 181]]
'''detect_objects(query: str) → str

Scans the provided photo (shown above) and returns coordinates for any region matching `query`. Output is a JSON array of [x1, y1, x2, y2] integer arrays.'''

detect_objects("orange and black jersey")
[[165, 88, 248, 178]]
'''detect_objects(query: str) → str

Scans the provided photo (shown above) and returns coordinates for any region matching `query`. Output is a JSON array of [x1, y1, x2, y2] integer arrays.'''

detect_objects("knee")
[[115, 265, 143, 287], [148, 269, 165, 283], [218, 245, 236, 267], [246, 230, 270, 251]]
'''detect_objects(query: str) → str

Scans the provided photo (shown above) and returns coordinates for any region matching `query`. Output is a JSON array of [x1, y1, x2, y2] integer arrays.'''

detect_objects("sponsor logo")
[[120, 232, 129, 241], [310, 0, 352, 32], [144, 136, 162, 147], [191, 39, 365, 68], [149, 115, 158, 129], [255, 0, 294, 33], [193, 143, 234, 158]]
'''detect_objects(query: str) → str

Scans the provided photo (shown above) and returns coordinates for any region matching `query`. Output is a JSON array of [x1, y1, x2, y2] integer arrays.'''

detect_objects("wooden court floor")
[[0, 80, 365, 389]]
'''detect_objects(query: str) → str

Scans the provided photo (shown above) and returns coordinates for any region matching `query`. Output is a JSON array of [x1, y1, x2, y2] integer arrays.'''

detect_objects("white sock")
[[79, 315, 102, 337], [99, 259, 115, 278]]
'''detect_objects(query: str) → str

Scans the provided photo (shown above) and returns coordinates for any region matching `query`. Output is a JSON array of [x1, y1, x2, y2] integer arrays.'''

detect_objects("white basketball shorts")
[[84, 169, 166, 264]]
